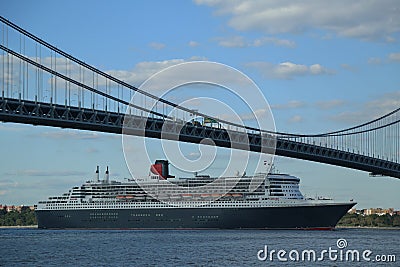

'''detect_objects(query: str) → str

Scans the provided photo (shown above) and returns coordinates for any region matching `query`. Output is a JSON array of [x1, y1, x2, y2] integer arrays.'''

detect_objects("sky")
[[0, 0, 399, 209]]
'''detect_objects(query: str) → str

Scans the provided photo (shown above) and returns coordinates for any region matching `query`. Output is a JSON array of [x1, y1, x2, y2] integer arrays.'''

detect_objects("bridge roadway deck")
[[1, 97, 399, 178]]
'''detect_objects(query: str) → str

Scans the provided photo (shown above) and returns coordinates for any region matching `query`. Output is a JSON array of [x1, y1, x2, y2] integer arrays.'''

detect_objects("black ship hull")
[[35, 203, 355, 230]]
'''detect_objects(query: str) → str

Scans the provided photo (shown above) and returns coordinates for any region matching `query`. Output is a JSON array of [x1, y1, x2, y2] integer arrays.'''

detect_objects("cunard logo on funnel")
[[122, 61, 277, 206]]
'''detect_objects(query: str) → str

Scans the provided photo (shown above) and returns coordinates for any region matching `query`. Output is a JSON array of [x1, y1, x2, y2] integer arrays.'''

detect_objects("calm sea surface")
[[0, 228, 399, 266]]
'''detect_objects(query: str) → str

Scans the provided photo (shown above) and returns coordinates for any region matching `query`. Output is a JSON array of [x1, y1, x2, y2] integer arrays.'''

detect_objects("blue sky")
[[1, 0, 399, 209]]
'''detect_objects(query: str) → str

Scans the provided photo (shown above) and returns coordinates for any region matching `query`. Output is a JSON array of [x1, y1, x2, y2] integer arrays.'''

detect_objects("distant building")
[[365, 208, 394, 216], [6, 205, 16, 212], [0, 205, 35, 213], [347, 208, 399, 216]]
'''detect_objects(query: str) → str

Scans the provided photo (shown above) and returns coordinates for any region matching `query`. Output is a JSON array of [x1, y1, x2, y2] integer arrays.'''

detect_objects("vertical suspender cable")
[[65, 58, 67, 106], [55, 51, 57, 104], [1, 23, 4, 99]]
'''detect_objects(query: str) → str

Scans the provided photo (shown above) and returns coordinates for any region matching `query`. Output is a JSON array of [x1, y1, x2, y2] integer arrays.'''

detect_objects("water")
[[0, 228, 399, 266]]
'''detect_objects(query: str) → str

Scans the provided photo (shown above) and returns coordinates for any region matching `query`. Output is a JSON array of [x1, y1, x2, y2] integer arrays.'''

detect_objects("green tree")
[[0, 209, 37, 226], [393, 215, 400, 227]]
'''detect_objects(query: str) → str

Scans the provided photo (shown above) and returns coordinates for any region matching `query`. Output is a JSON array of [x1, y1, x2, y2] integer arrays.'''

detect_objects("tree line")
[[338, 213, 400, 227], [0, 208, 37, 226], [1, 208, 400, 227]]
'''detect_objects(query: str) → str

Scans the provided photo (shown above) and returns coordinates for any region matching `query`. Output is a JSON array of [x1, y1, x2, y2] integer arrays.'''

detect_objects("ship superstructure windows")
[[37, 167, 310, 212], [265, 174, 303, 199]]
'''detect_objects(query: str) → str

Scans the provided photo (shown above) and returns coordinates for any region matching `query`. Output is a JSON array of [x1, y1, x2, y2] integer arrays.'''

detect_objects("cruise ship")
[[35, 160, 355, 229]]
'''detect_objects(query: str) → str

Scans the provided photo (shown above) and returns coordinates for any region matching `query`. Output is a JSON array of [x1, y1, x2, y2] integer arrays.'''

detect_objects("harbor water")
[[0, 228, 399, 266]]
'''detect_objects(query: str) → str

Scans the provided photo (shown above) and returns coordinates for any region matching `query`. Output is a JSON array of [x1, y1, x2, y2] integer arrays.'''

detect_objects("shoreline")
[[0, 225, 38, 229], [1, 225, 400, 230], [337, 225, 400, 230]]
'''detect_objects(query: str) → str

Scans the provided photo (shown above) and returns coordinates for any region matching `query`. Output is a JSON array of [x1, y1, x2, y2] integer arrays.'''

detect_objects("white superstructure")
[[36, 167, 338, 211]]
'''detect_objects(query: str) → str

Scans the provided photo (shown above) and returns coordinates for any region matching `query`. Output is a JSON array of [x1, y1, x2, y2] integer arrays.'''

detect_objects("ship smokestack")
[[150, 160, 175, 179], [94, 166, 99, 182], [105, 166, 109, 183]]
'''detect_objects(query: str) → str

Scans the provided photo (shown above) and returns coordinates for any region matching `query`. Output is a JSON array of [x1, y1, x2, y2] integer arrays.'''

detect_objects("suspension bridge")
[[1, 16, 399, 178]]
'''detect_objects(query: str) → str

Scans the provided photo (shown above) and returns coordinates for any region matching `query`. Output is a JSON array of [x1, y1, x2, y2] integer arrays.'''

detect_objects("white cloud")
[[368, 52, 400, 65], [246, 61, 333, 80], [107, 59, 186, 86], [316, 99, 346, 110], [188, 56, 208, 61], [385, 36, 396, 43], [188, 41, 200, 47], [217, 36, 246, 47], [331, 91, 400, 124], [368, 57, 382, 65], [240, 108, 268, 120], [288, 115, 303, 123], [196, 0, 400, 41], [149, 42, 166, 50], [340, 64, 357, 72], [309, 64, 327, 74], [331, 110, 368, 124], [216, 35, 295, 48], [366, 91, 400, 112], [388, 53, 400, 62], [130, 60, 257, 93], [254, 37, 295, 48]]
